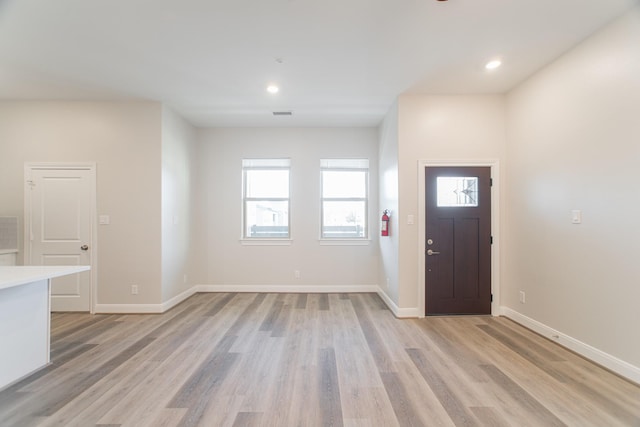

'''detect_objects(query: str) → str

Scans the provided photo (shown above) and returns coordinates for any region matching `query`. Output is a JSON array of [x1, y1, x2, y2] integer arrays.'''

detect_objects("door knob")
[[80, 245, 89, 251], [427, 249, 440, 256]]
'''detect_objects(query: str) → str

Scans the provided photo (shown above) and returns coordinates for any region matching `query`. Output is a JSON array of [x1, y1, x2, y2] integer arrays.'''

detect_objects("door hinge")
[[490, 178, 493, 187], [490, 236, 493, 244], [490, 294, 493, 302]]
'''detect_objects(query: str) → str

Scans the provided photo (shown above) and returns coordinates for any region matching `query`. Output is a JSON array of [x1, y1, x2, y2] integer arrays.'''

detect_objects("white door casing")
[[25, 164, 96, 312], [417, 159, 500, 318]]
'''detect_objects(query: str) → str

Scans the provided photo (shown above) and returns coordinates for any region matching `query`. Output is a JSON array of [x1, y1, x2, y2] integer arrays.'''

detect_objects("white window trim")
[[319, 160, 370, 242], [242, 159, 291, 240]]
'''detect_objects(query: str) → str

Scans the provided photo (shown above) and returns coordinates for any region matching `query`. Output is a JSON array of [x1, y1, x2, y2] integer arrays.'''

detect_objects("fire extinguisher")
[[381, 210, 390, 236]]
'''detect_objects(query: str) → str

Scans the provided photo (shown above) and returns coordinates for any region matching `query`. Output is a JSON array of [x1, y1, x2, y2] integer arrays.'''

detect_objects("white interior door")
[[26, 165, 95, 312]]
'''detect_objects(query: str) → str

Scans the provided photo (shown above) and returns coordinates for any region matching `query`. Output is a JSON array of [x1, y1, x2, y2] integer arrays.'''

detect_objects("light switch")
[[571, 210, 582, 224], [99, 215, 110, 225], [407, 214, 414, 225]]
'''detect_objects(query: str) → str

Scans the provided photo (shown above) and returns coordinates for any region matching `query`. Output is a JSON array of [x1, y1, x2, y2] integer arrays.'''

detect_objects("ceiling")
[[0, 0, 637, 127]]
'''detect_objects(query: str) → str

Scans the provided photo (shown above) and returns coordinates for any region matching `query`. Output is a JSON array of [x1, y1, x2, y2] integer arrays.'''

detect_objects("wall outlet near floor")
[[183, 274, 188, 284], [294, 270, 301, 279], [131, 284, 139, 295], [519, 291, 526, 304]]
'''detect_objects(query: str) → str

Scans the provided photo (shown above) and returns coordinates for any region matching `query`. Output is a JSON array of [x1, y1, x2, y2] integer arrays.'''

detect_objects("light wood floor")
[[1, 293, 639, 426]]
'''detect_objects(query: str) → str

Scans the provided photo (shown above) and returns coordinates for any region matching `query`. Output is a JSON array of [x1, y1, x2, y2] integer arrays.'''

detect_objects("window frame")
[[320, 159, 369, 242], [241, 158, 291, 242]]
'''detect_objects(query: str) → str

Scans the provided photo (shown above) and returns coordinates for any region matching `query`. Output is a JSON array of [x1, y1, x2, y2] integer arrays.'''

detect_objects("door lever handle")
[[427, 249, 440, 256], [80, 245, 89, 251]]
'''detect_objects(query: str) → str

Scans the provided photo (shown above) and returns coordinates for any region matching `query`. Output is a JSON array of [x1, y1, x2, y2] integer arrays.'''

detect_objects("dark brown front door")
[[425, 166, 491, 315]]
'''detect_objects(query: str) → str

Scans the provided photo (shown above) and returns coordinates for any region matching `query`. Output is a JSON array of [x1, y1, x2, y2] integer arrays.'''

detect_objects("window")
[[436, 176, 479, 207], [321, 159, 368, 239], [243, 159, 290, 238]]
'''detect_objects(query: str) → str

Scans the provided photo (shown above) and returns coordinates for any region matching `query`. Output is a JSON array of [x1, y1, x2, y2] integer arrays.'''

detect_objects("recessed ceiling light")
[[266, 84, 279, 94], [485, 59, 502, 70]]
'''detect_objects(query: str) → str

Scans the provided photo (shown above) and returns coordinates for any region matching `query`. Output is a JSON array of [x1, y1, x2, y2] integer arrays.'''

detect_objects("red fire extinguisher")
[[381, 210, 390, 236]]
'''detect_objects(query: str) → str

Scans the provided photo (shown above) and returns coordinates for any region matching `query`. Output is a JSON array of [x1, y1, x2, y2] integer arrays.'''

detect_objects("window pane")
[[245, 201, 289, 237], [246, 170, 289, 198], [437, 177, 478, 207], [322, 201, 365, 238], [322, 171, 366, 198]]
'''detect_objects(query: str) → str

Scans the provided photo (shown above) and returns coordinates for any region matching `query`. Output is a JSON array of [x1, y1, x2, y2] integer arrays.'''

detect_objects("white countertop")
[[0, 266, 90, 291]]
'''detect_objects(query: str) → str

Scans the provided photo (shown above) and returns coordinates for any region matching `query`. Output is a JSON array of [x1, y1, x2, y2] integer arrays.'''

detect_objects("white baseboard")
[[161, 287, 198, 312], [501, 306, 640, 385], [94, 284, 421, 319], [94, 287, 197, 314], [194, 284, 380, 294], [376, 288, 420, 318]]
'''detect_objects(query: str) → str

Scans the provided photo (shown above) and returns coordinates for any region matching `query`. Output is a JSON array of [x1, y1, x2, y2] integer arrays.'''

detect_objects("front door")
[[425, 166, 491, 315], [26, 166, 94, 312]]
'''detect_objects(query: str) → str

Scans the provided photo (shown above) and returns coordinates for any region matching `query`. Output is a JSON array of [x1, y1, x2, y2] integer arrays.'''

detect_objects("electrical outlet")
[[131, 285, 139, 295], [183, 274, 188, 284], [294, 270, 301, 279], [519, 291, 526, 304]]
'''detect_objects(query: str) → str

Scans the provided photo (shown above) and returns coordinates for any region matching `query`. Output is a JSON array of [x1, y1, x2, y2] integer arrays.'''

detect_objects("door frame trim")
[[418, 159, 500, 317], [24, 162, 97, 314]]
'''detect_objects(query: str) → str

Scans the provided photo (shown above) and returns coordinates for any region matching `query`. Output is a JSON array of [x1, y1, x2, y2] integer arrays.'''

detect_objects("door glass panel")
[[437, 177, 478, 207]]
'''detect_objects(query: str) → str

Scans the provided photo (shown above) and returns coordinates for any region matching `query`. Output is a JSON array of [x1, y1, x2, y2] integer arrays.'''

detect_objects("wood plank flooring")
[[1, 292, 639, 426]]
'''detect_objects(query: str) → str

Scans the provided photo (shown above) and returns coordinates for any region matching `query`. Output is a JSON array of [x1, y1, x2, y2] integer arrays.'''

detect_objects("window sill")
[[318, 239, 370, 246], [240, 239, 292, 246]]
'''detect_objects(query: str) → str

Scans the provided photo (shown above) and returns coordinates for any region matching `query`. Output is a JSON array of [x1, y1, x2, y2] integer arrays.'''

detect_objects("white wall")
[[505, 6, 640, 370], [378, 102, 400, 304], [0, 101, 163, 305], [397, 95, 507, 310], [161, 106, 200, 303], [197, 127, 379, 290]]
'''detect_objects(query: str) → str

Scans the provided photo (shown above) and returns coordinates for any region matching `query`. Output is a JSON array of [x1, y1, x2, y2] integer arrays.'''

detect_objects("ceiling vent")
[[272, 111, 293, 116]]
